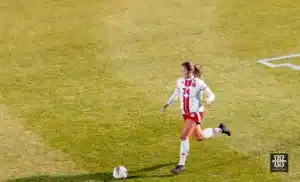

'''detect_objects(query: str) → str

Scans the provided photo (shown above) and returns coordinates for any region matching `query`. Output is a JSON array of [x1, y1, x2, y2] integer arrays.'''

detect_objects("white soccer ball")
[[113, 165, 128, 179]]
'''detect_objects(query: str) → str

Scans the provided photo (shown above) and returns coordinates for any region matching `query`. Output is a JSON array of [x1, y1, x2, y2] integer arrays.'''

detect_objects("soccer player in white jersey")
[[162, 61, 231, 174]]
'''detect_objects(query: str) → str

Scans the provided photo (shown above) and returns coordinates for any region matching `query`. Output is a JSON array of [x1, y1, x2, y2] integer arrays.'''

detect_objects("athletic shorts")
[[182, 112, 204, 125]]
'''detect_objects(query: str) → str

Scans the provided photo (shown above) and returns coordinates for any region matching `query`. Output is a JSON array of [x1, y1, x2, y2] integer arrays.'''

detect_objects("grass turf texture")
[[1, 0, 300, 181]]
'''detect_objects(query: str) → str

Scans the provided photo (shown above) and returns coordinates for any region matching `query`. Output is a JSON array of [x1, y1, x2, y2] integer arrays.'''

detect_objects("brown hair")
[[181, 61, 194, 72], [181, 61, 204, 79], [194, 64, 204, 79]]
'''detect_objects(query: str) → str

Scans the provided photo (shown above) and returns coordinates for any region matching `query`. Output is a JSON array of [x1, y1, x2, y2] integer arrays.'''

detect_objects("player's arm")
[[199, 80, 215, 106], [162, 81, 180, 111], [165, 88, 179, 107], [202, 86, 215, 106]]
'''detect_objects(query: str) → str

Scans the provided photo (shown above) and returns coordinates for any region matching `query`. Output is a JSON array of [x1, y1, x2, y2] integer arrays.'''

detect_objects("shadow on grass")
[[7, 156, 252, 182], [7, 163, 177, 182]]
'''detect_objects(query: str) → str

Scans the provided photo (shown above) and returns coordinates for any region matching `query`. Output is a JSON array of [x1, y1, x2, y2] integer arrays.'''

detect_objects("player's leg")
[[195, 123, 231, 139], [179, 120, 195, 165], [193, 112, 205, 140], [171, 119, 196, 174], [195, 124, 223, 140], [194, 112, 231, 140], [194, 124, 204, 140]]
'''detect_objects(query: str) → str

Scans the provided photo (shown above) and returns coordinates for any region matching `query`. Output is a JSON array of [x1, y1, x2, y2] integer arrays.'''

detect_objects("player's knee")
[[196, 137, 203, 141], [180, 135, 188, 140], [195, 132, 204, 141]]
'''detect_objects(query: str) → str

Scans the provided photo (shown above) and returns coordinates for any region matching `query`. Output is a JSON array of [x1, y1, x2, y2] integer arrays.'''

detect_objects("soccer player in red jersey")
[[162, 61, 231, 174]]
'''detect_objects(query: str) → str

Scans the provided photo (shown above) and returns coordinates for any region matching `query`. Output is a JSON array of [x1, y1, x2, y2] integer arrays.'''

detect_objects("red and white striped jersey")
[[167, 76, 215, 114]]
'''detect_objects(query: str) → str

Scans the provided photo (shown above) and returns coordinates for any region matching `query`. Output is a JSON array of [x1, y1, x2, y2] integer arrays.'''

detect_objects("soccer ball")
[[113, 165, 128, 179]]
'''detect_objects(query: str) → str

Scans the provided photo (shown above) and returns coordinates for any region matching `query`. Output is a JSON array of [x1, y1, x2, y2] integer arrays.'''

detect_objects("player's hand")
[[204, 101, 210, 107], [162, 104, 169, 113]]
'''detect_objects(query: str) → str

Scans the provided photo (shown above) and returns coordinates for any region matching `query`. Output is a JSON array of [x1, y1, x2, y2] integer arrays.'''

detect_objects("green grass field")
[[1, 0, 300, 181]]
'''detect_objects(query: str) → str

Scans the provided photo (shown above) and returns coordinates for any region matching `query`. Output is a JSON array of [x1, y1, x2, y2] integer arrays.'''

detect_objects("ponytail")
[[181, 61, 204, 79], [194, 64, 204, 79]]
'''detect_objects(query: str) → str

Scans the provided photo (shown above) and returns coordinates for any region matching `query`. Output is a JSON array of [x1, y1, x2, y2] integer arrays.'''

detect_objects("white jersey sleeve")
[[197, 79, 215, 104], [203, 86, 215, 104], [198, 79, 208, 91], [167, 88, 179, 105], [167, 80, 180, 105]]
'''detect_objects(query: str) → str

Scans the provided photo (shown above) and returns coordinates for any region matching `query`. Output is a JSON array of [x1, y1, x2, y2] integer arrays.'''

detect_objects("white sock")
[[202, 128, 222, 139], [178, 140, 189, 166]]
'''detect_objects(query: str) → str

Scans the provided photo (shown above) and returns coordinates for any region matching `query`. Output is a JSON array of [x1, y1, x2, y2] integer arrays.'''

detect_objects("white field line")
[[257, 53, 300, 70]]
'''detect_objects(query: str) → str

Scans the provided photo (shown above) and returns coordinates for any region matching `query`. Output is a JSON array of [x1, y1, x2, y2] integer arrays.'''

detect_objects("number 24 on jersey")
[[183, 88, 190, 95]]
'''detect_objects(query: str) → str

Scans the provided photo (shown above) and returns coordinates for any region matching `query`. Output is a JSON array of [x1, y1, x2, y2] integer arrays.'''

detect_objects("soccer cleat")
[[219, 123, 231, 136], [170, 165, 185, 174]]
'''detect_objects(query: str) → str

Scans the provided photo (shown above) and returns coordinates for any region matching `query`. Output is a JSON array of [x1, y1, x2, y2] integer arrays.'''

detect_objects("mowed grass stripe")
[[102, 1, 297, 180], [213, 1, 300, 180], [0, 105, 82, 181], [1, 0, 299, 181], [0, 0, 276, 181]]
